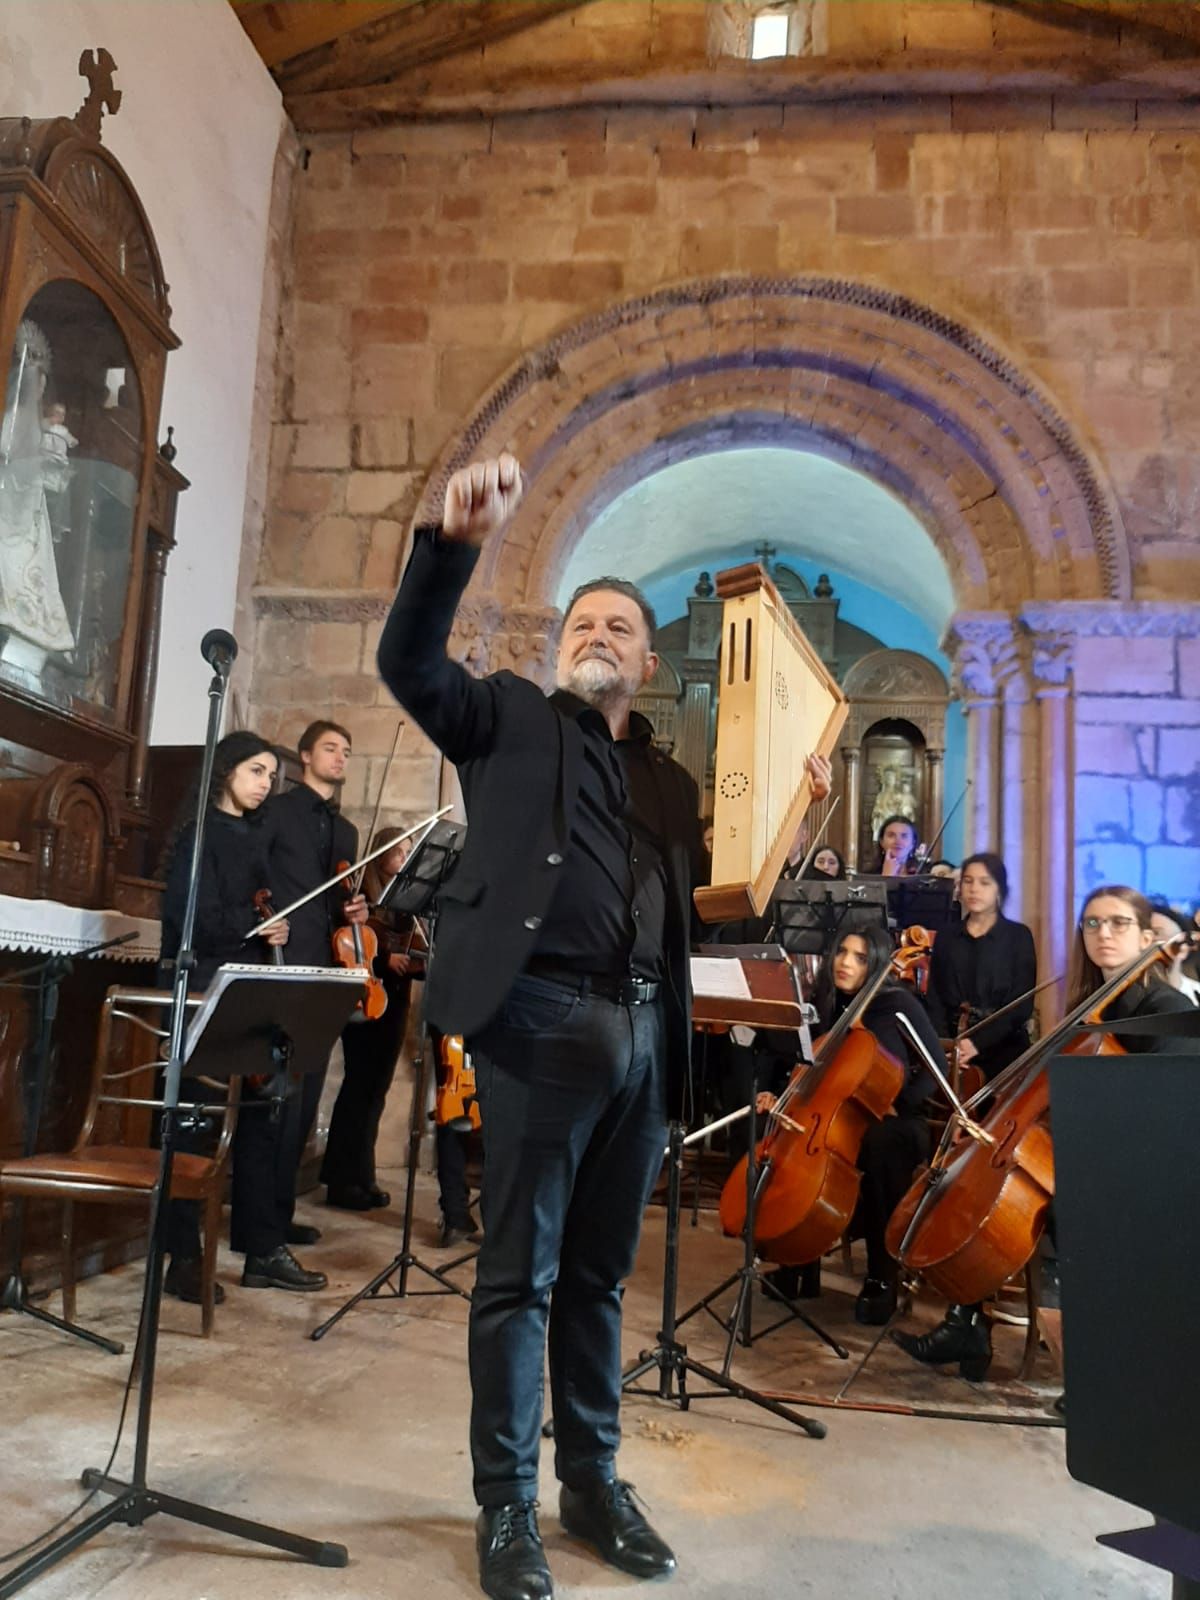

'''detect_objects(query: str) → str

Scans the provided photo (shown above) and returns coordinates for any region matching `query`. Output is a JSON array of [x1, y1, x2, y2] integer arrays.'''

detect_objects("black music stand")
[[0, 934, 136, 1356], [1050, 1050, 1200, 1597], [772, 879, 889, 957], [311, 820, 473, 1342], [878, 873, 958, 932], [0, 966, 363, 1599]]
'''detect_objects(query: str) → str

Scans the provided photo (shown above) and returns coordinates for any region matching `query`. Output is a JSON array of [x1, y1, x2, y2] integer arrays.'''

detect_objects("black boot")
[[854, 1276, 897, 1326], [892, 1303, 992, 1380], [476, 1501, 552, 1600], [164, 1257, 225, 1306], [241, 1245, 327, 1292]]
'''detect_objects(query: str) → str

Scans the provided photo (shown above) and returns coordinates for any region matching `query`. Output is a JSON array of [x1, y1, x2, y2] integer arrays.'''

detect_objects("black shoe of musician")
[[441, 1216, 483, 1248], [325, 1184, 375, 1211], [164, 1256, 225, 1306], [285, 1222, 322, 1246], [560, 1479, 677, 1580], [476, 1501, 553, 1600], [367, 1186, 391, 1209], [855, 1277, 897, 1326], [241, 1245, 327, 1292], [892, 1303, 992, 1380]]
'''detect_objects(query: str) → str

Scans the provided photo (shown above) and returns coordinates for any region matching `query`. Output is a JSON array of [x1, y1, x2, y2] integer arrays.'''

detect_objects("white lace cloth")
[[0, 892, 159, 962]]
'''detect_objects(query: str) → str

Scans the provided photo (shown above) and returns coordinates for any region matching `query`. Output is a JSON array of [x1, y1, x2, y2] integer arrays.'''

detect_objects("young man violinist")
[[257, 721, 372, 1282]]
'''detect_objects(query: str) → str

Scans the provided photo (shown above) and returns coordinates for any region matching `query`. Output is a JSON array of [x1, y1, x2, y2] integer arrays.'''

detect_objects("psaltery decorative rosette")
[[695, 563, 848, 924]]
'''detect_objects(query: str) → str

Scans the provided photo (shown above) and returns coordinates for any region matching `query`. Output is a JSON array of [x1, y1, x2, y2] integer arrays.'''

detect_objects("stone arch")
[[420, 276, 1131, 614]]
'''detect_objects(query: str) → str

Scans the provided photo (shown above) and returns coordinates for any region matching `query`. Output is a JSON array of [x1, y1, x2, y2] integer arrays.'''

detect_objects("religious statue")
[[870, 762, 917, 842], [0, 319, 76, 673]]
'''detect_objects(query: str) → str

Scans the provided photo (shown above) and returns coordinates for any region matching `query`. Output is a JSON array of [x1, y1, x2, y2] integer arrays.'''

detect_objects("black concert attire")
[[319, 907, 416, 1201], [259, 784, 358, 1185], [159, 813, 279, 1263], [925, 914, 1038, 1080], [828, 984, 940, 1282], [1105, 977, 1200, 1051], [378, 527, 703, 1510]]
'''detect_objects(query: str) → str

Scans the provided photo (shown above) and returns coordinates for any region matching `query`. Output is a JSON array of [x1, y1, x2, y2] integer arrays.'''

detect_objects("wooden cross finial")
[[76, 48, 122, 141], [753, 540, 777, 568]]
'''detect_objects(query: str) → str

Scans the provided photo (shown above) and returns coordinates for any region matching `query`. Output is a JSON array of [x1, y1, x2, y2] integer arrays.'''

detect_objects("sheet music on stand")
[[183, 964, 365, 1077]]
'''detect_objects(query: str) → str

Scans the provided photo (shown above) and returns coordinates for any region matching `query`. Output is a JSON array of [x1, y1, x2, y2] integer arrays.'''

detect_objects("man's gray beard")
[[561, 656, 633, 708]]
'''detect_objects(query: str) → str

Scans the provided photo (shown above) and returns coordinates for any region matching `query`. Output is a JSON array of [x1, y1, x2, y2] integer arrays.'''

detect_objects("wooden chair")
[[0, 986, 240, 1336]]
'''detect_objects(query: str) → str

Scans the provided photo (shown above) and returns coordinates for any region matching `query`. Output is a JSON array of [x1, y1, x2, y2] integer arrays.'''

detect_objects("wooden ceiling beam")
[[286, 48, 1200, 131], [230, 0, 412, 71], [274, 0, 594, 96], [987, 0, 1200, 58]]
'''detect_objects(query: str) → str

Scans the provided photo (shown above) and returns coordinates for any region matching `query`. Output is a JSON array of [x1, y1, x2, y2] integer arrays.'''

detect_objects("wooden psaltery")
[[694, 563, 847, 924]]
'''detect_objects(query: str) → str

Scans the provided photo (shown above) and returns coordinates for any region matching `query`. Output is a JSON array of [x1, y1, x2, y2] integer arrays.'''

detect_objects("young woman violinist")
[[804, 845, 846, 881], [760, 923, 943, 1325], [895, 883, 1200, 1383], [158, 731, 327, 1302], [925, 852, 1038, 1082], [321, 826, 421, 1209], [873, 814, 922, 877]]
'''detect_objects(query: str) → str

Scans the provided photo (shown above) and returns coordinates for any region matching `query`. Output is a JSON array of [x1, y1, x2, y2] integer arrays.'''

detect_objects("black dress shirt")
[[259, 783, 358, 967], [159, 811, 270, 990], [529, 692, 667, 980], [925, 914, 1038, 1074], [1106, 979, 1200, 1054], [828, 983, 943, 1115]]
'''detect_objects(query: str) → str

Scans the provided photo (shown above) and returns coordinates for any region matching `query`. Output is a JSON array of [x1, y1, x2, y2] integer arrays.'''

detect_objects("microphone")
[[200, 628, 238, 674]]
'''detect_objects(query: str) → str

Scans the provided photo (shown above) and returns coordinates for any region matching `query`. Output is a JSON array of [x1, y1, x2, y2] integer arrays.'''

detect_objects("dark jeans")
[[230, 1081, 305, 1258], [468, 975, 667, 1508], [321, 991, 408, 1194], [856, 1114, 931, 1280]]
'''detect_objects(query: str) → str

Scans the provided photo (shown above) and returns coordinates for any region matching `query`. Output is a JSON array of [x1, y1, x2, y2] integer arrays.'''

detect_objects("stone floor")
[[0, 1171, 1162, 1600]]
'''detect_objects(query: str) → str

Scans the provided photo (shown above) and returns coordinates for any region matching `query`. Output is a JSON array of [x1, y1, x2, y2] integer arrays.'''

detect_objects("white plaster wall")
[[0, 0, 285, 742]]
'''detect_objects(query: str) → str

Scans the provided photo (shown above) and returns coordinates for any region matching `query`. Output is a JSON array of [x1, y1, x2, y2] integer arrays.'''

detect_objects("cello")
[[718, 951, 910, 1267], [885, 942, 1175, 1305]]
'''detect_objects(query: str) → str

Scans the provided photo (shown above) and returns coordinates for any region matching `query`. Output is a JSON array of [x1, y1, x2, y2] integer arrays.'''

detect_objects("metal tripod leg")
[[0, 1269, 124, 1356]]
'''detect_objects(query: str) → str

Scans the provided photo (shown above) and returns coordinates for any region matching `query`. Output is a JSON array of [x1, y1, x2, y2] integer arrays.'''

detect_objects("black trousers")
[[435, 1122, 472, 1226], [229, 1082, 305, 1258], [320, 989, 409, 1194], [856, 1114, 931, 1280], [164, 1075, 208, 1262], [468, 975, 667, 1508]]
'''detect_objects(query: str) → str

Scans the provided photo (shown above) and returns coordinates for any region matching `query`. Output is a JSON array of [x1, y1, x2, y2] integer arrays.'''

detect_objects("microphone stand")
[[0, 633, 348, 1600], [0, 933, 137, 1355]]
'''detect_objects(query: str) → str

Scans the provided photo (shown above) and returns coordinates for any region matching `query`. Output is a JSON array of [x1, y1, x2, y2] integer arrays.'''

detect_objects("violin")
[[434, 1034, 481, 1133], [718, 953, 908, 1267], [893, 924, 935, 996], [884, 942, 1173, 1305], [331, 859, 388, 1021], [254, 888, 285, 969]]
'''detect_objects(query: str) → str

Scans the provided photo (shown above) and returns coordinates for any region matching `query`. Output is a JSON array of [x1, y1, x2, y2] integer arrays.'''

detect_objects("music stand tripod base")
[[622, 1122, 827, 1441]]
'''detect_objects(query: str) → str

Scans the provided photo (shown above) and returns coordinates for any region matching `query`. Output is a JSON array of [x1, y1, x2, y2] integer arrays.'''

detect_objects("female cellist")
[[924, 852, 1038, 1082], [757, 924, 943, 1325], [321, 826, 421, 1210], [894, 883, 1200, 1381], [158, 731, 322, 1303]]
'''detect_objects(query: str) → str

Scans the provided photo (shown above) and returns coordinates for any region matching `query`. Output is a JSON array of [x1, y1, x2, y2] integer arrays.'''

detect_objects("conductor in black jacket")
[[378, 454, 700, 1600]]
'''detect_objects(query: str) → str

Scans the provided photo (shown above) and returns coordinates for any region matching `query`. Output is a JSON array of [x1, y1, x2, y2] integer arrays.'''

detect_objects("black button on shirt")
[[530, 693, 667, 980]]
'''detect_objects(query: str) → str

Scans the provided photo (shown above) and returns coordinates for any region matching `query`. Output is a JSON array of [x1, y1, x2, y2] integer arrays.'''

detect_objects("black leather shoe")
[[560, 1479, 676, 1580], [440, 1217, 483, 1249], [325, 1184, 374, 1211], [476, 1501, 552, 1600], [892, 1302, 992, 1380], [855, 1277, 897, 1326], [241, 1245, 327, 1292], [164, 1257, 225, 1306], [367, 1186, 391, 1209], [286, 1222, 321, 1246]]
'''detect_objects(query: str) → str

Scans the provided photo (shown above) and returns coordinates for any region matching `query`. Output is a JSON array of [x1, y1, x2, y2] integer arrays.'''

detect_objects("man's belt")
[[524, 962, 661, 1006]]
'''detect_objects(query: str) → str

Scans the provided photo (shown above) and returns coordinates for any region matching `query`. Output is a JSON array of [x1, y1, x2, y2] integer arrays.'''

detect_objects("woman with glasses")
[[925, 852, 1038, 1082], [895, 882, 1199, 1383]]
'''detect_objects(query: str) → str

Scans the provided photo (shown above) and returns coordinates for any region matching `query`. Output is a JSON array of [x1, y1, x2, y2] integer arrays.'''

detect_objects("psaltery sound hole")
[[774, 672, 789, 710], [720, 771, 749, 799]]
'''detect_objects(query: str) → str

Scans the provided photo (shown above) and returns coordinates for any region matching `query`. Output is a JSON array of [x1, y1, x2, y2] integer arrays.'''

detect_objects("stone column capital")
[[944, 612, 1020, 702]]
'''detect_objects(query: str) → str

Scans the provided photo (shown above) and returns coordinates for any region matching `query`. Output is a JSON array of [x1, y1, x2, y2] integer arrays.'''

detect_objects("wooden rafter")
[[273, 0, 594, 95], [988, 0, 1200, 57], [230, 1, 412, 71]]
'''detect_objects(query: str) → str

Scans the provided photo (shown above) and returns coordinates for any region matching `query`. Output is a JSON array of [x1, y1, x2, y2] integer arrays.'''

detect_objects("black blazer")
[[377, 529, 705, 1106]]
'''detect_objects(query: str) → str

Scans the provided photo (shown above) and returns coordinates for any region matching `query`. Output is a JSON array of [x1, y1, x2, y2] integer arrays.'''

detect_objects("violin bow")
[[792, 795, 841, 881], [920, 778, 972, 867], [353, 719, 405, 897], [246, 805, 451, 939], [956, 973, 1063, 1043]]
